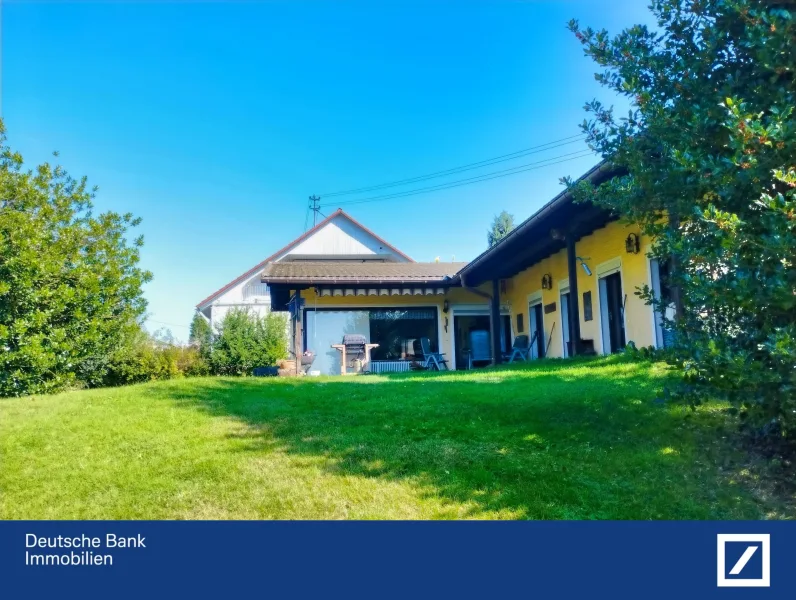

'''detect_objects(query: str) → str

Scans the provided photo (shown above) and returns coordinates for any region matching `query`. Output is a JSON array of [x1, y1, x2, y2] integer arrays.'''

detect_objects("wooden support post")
[[491, 279, 502, 365], [566, 236, 582, 356]]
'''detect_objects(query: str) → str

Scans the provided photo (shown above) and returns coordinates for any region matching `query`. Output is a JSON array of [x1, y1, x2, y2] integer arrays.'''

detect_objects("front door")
[[599, 272, 626, 353], [528, 302, 544, 359]]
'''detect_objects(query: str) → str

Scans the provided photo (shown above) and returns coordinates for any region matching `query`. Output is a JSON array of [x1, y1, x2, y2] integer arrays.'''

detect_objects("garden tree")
[[0, 121, 152, 396], [189, 312, 212, 356], [209, 308, 288, 375], [487, 210, 515, 247], [567, 1, 795, 444]]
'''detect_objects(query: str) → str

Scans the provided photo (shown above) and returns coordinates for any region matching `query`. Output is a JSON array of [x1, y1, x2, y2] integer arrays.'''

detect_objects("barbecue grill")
[[331, 335, 379, 375], [300, 350, 316, 374]]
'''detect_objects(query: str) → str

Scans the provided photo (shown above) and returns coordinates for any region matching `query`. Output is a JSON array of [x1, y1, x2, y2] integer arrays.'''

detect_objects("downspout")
[[460, 274, 492, 301]]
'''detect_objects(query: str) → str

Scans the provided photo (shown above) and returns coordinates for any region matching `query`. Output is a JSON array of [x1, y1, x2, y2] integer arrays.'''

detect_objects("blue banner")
[[1, 521, 792, 598]]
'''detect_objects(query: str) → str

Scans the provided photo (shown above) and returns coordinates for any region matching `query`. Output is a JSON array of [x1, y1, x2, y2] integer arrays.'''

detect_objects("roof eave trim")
[[457, 161, 617, 277]]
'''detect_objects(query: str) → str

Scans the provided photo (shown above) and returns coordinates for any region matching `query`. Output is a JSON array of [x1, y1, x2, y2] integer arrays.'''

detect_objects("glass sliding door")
[[369, 309, 438, 360], [304, 307, 439, 375], [305, 310, 370, 375]]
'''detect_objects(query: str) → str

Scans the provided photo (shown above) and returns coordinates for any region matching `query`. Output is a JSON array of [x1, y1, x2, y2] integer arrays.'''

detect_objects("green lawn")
[[1, 357, 790, 520]]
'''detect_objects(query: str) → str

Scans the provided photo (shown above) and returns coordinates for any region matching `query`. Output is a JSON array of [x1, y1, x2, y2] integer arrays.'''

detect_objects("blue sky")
[[3, 1, 652, 340]]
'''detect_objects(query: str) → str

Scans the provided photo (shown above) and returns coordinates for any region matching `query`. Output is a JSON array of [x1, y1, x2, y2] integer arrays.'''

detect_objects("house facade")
[[197, 163, 673, 374], [456, 162, 673, 361]]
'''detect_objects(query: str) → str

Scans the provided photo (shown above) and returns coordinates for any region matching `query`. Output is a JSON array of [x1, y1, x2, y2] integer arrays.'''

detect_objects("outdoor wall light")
[[541, 274, 553, 290], [625, 233, 640, 254], [577, 257, 593, 276], [442, 299, 450, 313]]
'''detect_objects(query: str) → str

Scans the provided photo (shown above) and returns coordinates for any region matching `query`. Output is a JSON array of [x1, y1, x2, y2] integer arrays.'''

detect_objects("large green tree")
[[568, 1, 795, 444], [0, 122, 152, 395], [487, 210, 515, 247]]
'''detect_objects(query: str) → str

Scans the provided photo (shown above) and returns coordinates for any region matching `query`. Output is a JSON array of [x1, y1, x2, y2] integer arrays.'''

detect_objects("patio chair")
[[503, 334, 530, 363], [466, 330, 492, 369], [414, 337, 449, 371]]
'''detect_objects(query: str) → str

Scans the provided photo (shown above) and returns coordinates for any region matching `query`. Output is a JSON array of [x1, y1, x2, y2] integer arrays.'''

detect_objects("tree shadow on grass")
[[143, 359, 768, 519]]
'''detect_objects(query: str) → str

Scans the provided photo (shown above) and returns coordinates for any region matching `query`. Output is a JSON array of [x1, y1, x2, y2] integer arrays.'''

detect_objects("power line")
[[320, 150, 596, 208], [318, 133, 587, 198]]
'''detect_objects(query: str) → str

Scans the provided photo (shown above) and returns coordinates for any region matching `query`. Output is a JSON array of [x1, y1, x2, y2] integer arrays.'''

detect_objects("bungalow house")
[[196, 210, 501, 375], [197, 163, 673, 374]]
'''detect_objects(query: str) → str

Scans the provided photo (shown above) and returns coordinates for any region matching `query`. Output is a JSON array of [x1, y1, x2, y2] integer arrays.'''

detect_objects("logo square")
[[717, 534, 770, 587]]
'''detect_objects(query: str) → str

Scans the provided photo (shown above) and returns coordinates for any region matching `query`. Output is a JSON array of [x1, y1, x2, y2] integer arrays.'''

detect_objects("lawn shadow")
[[143, 358, 765, 519]]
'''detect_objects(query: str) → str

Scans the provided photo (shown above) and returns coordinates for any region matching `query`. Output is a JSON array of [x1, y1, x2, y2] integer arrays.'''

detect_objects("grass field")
[[0, 357, 790, 520]]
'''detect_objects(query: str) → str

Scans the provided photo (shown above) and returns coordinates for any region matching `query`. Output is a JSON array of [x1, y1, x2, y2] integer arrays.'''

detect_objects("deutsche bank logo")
[[717, 534, 770, 587]]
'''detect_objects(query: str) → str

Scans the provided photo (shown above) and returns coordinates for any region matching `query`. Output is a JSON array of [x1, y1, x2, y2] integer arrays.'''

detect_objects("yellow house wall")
[[503, 220, 656, 357], [299, 284, 490, 363]]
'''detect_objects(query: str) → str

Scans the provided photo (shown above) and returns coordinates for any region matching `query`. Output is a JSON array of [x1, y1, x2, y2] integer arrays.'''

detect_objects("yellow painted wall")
[[503, 220, 656, 357], [299, 284, 490, 363]]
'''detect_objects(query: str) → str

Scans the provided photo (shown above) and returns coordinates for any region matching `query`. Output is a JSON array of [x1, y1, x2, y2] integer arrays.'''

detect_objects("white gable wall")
[[206, 271, 272, 330], [200, 213, 409, 331], [275, 214, 409, 261]]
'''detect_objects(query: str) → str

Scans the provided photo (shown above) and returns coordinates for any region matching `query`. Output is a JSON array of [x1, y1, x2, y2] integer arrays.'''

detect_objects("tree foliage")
[[189, 313, 212, 357], [487, 210, 516, 247], [568, 1, 796, 444], [209, 308, 288, 376], [0, 122, 152, 396]]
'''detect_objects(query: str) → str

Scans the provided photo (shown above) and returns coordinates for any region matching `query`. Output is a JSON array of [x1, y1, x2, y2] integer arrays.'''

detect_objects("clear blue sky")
[[3, 0, 652, 340]]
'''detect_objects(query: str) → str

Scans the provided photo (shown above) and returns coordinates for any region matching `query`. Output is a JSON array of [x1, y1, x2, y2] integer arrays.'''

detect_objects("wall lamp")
[[625, 233, 640, 254], [541, 274, 553, 290], [577, 256, 593, 276]]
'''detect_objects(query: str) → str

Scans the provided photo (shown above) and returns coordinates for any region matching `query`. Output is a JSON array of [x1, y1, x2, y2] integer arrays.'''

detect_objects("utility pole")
[[308, 195, 321, 227]]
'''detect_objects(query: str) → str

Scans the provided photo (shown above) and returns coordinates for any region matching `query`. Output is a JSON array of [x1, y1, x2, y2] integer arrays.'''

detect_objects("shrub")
[[568, 1, 796, 448], [0, 121, 151, 396], [101, 325, 209, 386], [209, 308, 288, 376]]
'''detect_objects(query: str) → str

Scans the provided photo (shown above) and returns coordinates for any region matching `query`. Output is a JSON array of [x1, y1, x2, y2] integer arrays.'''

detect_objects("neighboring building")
[[198, 163, 674, 374]]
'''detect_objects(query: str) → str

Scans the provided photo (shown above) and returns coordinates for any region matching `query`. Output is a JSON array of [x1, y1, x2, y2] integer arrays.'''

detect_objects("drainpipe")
[[490, 279, 502, 365], [460, 274, 492, 301]]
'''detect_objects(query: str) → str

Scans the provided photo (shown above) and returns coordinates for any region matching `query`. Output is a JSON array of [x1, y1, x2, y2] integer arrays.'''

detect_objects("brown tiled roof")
[[261, 261, 466, 285]]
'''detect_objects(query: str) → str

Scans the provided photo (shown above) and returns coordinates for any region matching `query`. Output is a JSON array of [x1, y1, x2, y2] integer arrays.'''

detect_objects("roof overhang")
[[458, 162, 623, 286], [266, 280, 458, 311]]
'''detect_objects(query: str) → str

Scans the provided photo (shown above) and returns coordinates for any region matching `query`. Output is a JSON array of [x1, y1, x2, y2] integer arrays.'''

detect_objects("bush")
[[0, 123, 152, 396], [568, 1, 796, 448], [209, 308, 288, 376], [101, 325, 209, 386]]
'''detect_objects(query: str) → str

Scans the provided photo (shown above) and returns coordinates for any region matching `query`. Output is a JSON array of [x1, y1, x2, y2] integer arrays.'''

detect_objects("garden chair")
[[415, 337, 449, 371], [503, 334, 530, 363]]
